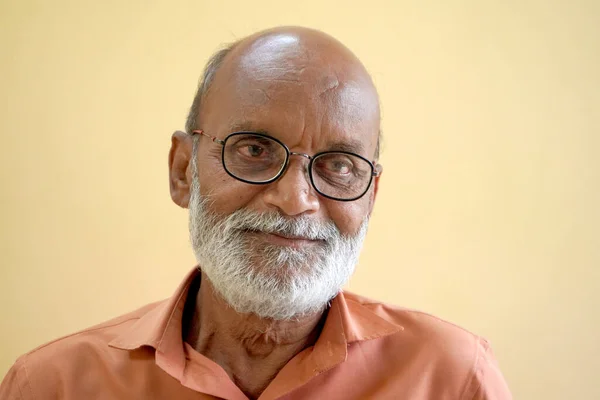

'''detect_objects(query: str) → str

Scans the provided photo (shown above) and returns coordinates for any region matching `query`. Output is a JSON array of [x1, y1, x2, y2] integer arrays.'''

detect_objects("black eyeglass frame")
[[191, 130, 382, 202]]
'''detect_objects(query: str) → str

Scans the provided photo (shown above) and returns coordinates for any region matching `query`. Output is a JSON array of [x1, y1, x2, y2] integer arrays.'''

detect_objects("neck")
[[185, 271, 326, 399]]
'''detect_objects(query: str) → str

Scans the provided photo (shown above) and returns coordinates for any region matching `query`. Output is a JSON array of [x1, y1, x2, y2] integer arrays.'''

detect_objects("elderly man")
[[0, 27, 511, 399]]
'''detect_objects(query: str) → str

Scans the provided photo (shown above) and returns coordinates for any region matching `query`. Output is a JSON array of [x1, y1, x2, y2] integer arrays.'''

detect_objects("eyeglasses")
[[192, 130, 382, 202]]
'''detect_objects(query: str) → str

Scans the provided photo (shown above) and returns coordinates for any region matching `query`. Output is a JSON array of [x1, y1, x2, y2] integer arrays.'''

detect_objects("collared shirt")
[[0, 268, 511, 399]]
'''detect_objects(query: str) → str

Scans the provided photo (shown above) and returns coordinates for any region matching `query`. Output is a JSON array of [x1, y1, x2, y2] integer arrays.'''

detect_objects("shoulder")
[[24, 299, 164, 357], [0, 300, 165, 399], [345, 290, 481, 347], [344, 292, 512, 399]]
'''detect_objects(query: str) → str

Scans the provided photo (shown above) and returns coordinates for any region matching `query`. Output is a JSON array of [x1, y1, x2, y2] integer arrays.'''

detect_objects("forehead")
[[201, 34, 380, 155]]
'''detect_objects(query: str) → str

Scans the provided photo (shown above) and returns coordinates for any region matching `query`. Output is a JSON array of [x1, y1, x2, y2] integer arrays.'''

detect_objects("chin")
[[247, 245, 323, 279]]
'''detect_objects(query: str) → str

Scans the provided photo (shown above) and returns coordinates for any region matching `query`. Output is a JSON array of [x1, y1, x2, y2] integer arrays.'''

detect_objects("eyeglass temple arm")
[[372, 162, 382, 177], [192, 130, 225, 145]]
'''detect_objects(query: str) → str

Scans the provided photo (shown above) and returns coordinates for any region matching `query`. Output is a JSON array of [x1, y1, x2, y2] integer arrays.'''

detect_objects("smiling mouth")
[[243, 229, 324, 249]]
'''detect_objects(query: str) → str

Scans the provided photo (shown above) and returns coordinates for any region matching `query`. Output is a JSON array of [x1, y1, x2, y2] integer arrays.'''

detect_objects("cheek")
[[324, 199, 370, 236], [196, 153, 262, 215], [200, 176, 264, 215]]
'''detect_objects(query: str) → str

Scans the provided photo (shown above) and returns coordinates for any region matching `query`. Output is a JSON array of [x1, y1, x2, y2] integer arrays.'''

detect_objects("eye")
[[232, 137, 274, 159], [242, 144, 265, 157], [317, 156, 354, 175], [331, 160, 352, 174]]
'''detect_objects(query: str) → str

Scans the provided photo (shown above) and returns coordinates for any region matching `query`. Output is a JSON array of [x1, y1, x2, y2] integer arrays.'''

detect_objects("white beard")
[[188, 174, 368, 321]]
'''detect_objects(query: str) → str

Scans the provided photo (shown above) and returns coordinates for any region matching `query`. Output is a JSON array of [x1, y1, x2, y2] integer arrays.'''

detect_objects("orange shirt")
[[1, 268, 511, 399]]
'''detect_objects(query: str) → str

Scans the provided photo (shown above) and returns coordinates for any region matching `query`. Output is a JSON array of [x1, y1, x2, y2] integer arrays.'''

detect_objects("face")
[[188, 168, 368, 320], [169, 31, 381, 319]]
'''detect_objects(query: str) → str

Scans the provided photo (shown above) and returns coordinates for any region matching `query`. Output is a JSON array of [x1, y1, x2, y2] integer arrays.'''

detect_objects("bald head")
[[186, 27, 381, 159]]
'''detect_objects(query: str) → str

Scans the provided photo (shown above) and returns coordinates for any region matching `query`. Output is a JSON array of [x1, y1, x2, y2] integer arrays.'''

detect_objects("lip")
[[244, 230, 321, 249]]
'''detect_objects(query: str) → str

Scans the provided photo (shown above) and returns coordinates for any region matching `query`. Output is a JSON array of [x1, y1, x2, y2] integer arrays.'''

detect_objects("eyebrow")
[[228, 122, 266, 134], [325, 139, 365, 156], [227, 122, 367, 157]]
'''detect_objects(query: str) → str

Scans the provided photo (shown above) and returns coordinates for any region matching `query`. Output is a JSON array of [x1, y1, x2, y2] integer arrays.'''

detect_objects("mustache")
[[222, 208, 341, 241]]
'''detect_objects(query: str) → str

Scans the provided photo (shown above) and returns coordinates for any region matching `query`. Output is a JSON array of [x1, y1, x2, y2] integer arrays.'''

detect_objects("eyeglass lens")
[[223, 133, 372, 200]]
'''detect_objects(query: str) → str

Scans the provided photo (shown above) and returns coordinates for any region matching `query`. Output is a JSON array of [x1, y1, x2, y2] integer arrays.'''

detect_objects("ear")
[[168, 131, 194, 208], [367, 164, 382, 217]]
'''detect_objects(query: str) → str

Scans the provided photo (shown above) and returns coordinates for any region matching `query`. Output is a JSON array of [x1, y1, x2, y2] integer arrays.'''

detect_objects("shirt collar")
[[108, 267, 198, 379], [109, 267, 404, 374]]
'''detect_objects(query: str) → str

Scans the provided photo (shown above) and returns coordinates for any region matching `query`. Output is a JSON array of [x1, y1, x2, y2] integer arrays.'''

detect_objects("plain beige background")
[[1, 1, 598, 399]]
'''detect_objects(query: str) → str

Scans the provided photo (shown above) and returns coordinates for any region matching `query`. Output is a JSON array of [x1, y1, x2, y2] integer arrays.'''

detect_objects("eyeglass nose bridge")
[[283, 151, 314, 178], [289, 151, 312, 160]]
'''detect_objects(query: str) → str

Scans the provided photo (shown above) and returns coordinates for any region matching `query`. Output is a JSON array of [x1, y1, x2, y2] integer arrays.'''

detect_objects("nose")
[[262, 155, 320, 216]]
